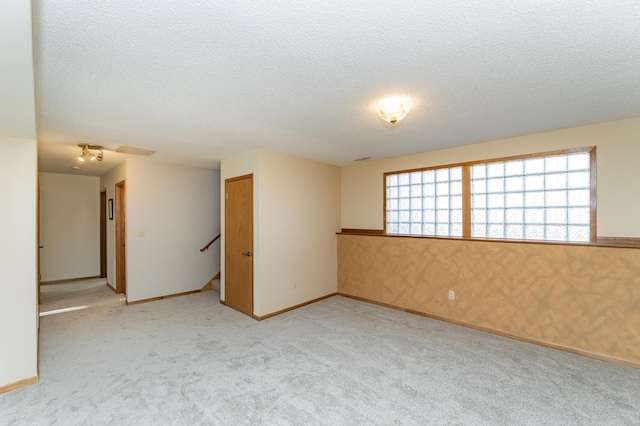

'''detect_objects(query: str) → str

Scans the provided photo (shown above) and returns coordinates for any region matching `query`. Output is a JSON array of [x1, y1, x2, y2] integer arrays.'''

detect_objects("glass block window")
[[386, 167, 463, 236], [384, 147, 595, 243], [470, 152, 591, 242]]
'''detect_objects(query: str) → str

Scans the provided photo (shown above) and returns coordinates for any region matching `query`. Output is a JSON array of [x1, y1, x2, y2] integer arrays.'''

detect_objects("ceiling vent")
[[116, 146, 157, 156]]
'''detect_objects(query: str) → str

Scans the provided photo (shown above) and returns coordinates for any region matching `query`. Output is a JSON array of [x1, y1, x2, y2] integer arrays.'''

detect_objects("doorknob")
[[242, 252, 252, 257]]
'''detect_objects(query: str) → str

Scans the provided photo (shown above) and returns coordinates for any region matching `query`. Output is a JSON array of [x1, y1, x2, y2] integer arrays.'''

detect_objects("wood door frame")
[[224, 173, 254, 316], [37, 177, 41, 306], [100, 189, 107, 278], [115, 180, 126, 294]]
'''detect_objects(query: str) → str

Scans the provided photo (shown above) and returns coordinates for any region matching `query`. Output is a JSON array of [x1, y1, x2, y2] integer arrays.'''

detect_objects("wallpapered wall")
[[338, 234, 640, 366]]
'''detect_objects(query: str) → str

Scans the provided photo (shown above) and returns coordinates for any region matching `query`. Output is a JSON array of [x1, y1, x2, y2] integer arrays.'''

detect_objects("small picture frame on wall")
[[108, 198, 114, 220]]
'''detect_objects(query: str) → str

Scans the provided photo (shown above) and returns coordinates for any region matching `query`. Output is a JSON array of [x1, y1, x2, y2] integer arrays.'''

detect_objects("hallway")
[[40, 278, 125, 317]]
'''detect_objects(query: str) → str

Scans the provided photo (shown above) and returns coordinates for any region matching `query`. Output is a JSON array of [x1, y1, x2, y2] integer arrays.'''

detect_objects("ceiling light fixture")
[[77, 144, 104, 162], [376, 96, 412, 124]]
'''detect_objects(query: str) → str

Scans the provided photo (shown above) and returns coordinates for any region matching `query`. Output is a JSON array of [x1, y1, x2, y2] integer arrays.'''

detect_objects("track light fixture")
[[77, 144, 104, 162]]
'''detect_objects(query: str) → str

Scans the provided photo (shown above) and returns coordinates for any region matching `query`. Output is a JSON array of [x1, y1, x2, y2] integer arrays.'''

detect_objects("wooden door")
[[115, 181, 127, 294], [225, 174, 253, 317], [100, 190, 107, 278]]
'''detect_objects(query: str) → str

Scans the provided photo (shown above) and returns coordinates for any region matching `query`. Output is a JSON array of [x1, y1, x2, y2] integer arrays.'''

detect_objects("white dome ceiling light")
[[376, 96, 412, 124]]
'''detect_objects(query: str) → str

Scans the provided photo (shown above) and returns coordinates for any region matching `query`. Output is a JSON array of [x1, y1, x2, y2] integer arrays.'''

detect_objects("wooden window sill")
[[337, 229, 640, 249]]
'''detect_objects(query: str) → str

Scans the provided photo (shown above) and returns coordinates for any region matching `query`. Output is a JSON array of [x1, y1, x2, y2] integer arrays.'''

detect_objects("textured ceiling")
[[33, 1, 640, 176]]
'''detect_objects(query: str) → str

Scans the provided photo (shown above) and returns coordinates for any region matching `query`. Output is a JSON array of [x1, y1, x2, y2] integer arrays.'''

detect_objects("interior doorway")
[[115, 180, 126, 294], [224, 174, 254, 317]]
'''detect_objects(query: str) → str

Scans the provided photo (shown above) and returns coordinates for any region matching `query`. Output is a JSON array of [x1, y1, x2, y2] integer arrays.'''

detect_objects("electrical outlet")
[[448, 290, 455, 300], [136, 230, 145, 237]]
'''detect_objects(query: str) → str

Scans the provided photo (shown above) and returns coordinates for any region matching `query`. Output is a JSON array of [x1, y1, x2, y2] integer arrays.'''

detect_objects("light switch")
[[136, 230, 145, 237]]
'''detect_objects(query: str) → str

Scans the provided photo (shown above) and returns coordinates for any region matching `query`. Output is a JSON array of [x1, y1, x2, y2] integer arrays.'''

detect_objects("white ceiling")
[[33, 1, 640, 176]]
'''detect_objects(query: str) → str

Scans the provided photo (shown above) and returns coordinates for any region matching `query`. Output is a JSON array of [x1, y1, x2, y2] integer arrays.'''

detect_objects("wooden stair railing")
[[200, 234, 221, 252]]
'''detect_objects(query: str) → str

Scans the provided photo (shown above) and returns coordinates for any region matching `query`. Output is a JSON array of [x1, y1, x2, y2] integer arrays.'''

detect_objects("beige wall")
[[0, 1, 36, 140], [342, 116, 640, 237], [0, 138, 38, 389], [0, 0, 38, 390], [220, 149, 340, 317], [125, 158, 219, 302], [39, 173, 100, 281], [257, 150, 340, 316]]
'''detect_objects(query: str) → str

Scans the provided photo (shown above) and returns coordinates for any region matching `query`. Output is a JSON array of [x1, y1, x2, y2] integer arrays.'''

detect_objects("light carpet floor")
[[39, 278, 126, 313], [2, 281, 639, 425]]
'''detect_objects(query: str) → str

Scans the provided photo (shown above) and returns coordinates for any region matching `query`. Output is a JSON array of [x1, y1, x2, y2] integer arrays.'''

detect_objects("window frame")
[[383, 146, 597, 243]]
